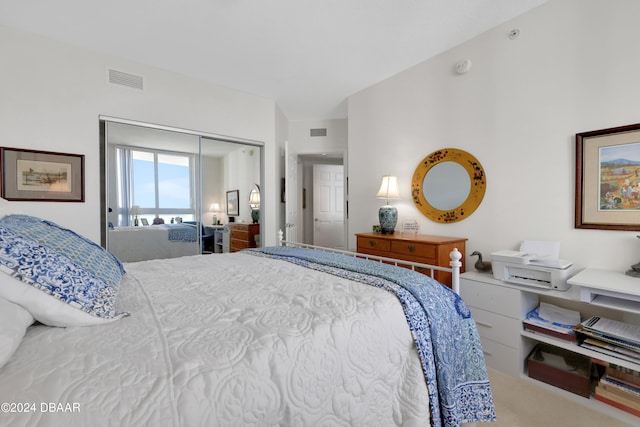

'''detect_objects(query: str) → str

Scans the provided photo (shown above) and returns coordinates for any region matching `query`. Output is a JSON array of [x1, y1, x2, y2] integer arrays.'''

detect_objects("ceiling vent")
[[310, 128, 327, 137], [108, 69, 144, 90]]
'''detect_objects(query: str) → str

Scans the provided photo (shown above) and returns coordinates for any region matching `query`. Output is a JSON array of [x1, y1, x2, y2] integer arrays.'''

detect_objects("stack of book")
[[594, 363, 640, 417], [576, 316, 640, 364], [522, 302, 580, 341]]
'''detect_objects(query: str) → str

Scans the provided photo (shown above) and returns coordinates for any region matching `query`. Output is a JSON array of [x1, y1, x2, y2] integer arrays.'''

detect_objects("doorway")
[[312, 164, 345, 249], [299, 155, 346, 250]]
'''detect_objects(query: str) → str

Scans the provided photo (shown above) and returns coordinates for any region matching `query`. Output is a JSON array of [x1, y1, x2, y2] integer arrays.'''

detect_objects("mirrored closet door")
[[100, 118, 263, 262]]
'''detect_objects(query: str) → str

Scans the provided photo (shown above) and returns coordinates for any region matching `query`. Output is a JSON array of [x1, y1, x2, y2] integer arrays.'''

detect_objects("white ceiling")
[[0, 0, 547, 121]]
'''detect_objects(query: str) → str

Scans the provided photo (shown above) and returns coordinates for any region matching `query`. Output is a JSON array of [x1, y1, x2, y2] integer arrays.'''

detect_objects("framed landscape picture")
[[575, 123, 640, 230], [226, 189, 239, 216], [0, 147, 84, 202]]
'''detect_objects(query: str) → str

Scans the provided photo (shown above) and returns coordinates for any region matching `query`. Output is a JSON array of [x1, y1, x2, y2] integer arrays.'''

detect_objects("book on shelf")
[[581, 338, 640, 363], [594, 391, 640, 418], [577, 318, 640, 366], [578, 317, 640, 350], [600, 375, 640, 399], [522, 302, 579, 340], [605, 363, 640, 388], [596, 384, 640, 408], [524, 323, 577, 341], [596, 383, 640, 411]]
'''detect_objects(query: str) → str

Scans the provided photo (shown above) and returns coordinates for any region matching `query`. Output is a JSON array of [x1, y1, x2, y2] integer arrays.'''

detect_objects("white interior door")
[[313, 164, 345, 249], [284, 140, 299, 242]]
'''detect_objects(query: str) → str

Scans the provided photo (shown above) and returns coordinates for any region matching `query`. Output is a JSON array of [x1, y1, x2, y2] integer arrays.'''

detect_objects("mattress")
[[0, 252, 435, 426]]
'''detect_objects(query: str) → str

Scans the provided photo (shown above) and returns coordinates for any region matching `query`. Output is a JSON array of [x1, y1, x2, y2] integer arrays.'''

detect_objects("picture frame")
[[575, 123, 640, 230], [141, 218, 149, 226], [226, 189, 239, 216], [402, 219, 420, 234], [0, 147, 84, 202]]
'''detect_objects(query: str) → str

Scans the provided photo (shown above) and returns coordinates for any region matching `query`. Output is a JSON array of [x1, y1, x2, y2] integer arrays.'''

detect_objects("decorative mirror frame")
[[411, 148, 486, 223]]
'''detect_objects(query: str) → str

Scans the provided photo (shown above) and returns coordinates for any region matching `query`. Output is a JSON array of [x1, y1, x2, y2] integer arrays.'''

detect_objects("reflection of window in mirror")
[[114, 147, 195, 227]]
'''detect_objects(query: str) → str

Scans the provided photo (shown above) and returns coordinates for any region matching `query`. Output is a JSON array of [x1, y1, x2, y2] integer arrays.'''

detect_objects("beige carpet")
[[464, 367, 636, 427]]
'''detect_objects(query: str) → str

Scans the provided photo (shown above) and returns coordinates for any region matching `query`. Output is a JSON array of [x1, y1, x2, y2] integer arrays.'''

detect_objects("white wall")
[[275, 106, 289, 236], [202, 155, 224, 225], [225, 146, 261, 224], [288, 119, 348, 155], [0, 24, 281, 246], [348, 0, 640, 272]]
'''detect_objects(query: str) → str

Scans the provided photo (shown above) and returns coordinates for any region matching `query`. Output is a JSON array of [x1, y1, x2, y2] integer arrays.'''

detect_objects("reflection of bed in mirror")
[[108, 224, 200, 262]]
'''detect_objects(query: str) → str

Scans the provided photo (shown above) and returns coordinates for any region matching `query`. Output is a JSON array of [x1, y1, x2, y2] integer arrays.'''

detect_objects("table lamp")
[[130, 205, 142, 227], [249, 186, 260, 224], [375, 175, 400, 234], [209, 202, 221, 225]]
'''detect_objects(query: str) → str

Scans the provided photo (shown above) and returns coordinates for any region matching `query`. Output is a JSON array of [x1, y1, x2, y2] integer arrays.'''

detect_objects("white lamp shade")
[[130, 205, 142, 215], [209, 202, 221, 212], [375, 176, 400, 204], [248, 189, 260, 209]]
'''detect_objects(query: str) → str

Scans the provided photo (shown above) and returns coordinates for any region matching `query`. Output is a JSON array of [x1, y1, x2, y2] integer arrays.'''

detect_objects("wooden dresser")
[[355, 232, 467, 287], [229, 223, 260, 252]]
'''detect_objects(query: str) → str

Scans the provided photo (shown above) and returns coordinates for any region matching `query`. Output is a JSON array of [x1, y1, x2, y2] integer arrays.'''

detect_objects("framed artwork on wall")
[[0, 147, 85, 202], [226, 189, 239, 216], [575, 123, 640, 230]]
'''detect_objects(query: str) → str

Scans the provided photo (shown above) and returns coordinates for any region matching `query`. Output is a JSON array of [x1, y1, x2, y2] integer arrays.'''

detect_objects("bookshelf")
[[460, 270, 640, 425]]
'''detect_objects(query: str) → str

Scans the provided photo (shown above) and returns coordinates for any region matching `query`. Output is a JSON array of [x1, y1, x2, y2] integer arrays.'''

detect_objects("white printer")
[[491, 247, 574, 291]]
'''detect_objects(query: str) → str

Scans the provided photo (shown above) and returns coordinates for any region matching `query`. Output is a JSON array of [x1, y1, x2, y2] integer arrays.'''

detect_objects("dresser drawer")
[[230, 223, 251, 232], [230, 229, 250, 240], [355, 233, 465, 288], [358, 237, 391, 252], [390, 240, 436, 260], [479, 338, 522, 378], [469, 307, 522, 348], [460, 278, 522, 319], [231, 239, 249, 251]]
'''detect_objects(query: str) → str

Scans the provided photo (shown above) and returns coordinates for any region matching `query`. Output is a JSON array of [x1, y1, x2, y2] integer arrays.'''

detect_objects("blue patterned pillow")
[[0, 215, 127, 326]]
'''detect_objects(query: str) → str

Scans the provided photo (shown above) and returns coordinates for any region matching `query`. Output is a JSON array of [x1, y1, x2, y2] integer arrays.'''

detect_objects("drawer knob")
[[408, 245, 416, 253], [368, 240, 376, 247]]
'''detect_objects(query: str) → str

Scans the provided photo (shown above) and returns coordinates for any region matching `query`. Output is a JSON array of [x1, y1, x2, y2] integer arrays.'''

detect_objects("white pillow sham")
[[0, 297, 34, 369], [0, 273, 119, 327]]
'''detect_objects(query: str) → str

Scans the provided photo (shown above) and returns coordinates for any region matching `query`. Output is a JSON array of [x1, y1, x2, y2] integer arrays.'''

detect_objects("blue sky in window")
[[133, 159, 191, 208]]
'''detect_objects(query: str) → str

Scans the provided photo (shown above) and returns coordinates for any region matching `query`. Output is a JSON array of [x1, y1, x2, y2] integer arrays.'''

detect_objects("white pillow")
[[0, 297, 34, 368], [0, 273, 119, 327]]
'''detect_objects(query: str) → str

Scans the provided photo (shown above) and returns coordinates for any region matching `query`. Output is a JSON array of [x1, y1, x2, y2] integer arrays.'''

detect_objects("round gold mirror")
[[411, 148, 486, 223]]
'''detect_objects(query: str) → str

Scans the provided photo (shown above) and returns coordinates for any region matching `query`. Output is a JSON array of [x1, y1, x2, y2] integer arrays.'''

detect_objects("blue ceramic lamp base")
[[378, 205, 397, 234], [251, 209, 260, 224]]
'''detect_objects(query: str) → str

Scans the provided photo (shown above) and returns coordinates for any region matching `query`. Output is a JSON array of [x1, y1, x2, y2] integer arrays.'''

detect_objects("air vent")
[[310, 128, 327, 137], [108, 69, 144, 90]]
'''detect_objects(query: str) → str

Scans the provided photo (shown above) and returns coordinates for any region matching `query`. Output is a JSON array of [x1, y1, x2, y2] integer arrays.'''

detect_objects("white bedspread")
[[0, 252, 430, 426], [108, 226, 199, 262]]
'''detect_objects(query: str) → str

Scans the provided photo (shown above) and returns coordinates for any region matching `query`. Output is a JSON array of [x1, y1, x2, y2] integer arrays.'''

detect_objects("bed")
[[107, 224, 201, 262], [0, 211, 495, 427]]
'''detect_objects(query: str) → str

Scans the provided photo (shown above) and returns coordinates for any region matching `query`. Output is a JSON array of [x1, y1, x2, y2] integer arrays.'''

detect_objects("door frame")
[[292, 149, 348, 248]]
